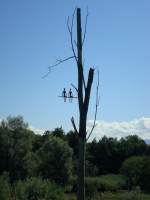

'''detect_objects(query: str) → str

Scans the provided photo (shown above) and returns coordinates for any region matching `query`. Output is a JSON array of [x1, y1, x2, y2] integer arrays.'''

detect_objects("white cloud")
[[29, 126, 45, 135], [1, 116, 150, 140], [87, 117, 150, 141]]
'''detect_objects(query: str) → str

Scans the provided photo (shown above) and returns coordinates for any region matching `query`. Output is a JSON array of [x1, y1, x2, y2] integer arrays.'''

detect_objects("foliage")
[[0, 116, 36, 182], [120, 156, 146, 189], [66, 131, 79, 158], [97, 190, 148, 200], [86, 135, 147, 176], [4, 115, 28, 130], [71, 174, 127, 199], [119, 135, 147, 158], [52, 127, 65, 139], [139, 156, 150, 192], [86, 160, 98, 177], [1, 115, 150, 195], [66, 190, 150, 200], [15, 177, 65, 200], [0, 172, 11, 200], [37, 136, 73, 185]]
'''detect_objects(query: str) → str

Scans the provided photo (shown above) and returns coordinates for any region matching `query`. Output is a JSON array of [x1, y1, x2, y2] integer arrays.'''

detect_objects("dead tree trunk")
[[44, 7, 96, 200], [76, 8, 94, 200]]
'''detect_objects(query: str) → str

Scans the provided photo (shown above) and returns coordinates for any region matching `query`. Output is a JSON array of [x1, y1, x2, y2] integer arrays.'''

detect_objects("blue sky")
[[0, 0, 150, 135]]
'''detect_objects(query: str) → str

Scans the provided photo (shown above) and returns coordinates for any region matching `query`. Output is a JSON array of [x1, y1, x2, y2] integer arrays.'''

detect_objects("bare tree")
[[44, 8, 99, 200]]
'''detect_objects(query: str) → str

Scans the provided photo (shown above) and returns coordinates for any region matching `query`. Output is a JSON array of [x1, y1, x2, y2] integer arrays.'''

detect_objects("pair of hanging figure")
[[62, 88, 73, 102]]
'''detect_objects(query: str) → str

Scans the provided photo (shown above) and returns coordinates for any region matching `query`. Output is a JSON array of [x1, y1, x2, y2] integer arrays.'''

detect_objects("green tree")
[[139, 156, 150, 192], [66, 131, 79, 158], [52, 127, 65, 139], [0, 116, 36, 181], [87, 137, 122, 175], [120, 156, 146, 190], [6, 115, 28, 130], [119, 135, 147, 158], [0, 172, 11, 200], [38, 136, 73, 185]]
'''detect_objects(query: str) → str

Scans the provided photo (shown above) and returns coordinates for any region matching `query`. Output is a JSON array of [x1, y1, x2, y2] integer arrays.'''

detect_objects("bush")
[[71, 174, 127, 199], [85, 177, 98, 199], [96, 174, 127, 192], [15, 177, 65, 200], [99, 190, 142, 200]]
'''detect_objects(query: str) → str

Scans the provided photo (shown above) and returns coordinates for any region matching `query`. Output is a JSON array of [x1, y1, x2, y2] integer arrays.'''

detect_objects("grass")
[[65, 191, 150, 200], [65, 175, 150, 199], [100, 191, 150, 200]]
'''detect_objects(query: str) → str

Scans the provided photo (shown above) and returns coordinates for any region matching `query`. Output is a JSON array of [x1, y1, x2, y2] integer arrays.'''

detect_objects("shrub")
[[71, 174, 127, 199], [96, 174, 127, 192], [15, 177, 65, 200], [85, 177, 98, 199]]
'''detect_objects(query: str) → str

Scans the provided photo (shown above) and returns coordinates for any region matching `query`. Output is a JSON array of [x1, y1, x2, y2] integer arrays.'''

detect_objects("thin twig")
[[86, 70, 100, 141], [42, 56, 75, 78], [68, 9, 86, 91], [67, 8, 78, 63], [71, 116, 78, 134]]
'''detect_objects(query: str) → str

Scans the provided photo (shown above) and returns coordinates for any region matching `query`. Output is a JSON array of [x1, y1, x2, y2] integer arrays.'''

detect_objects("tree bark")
[[76, 8, 94, 200], [78, 137, 86, 200]]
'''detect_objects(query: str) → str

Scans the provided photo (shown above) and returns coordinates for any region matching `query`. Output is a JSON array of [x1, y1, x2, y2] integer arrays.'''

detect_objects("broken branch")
[[86, 70, 100, 141], [71, 116, 78, 134]]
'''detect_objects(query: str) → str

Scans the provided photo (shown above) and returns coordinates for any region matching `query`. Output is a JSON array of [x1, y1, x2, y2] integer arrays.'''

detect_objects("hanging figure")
[[62, 88, 67, 102], [68, 88, 73, 102]]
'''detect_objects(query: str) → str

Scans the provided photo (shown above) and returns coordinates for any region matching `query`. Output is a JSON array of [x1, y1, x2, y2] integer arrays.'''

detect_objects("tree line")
[[0, 116, 150, 194]]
